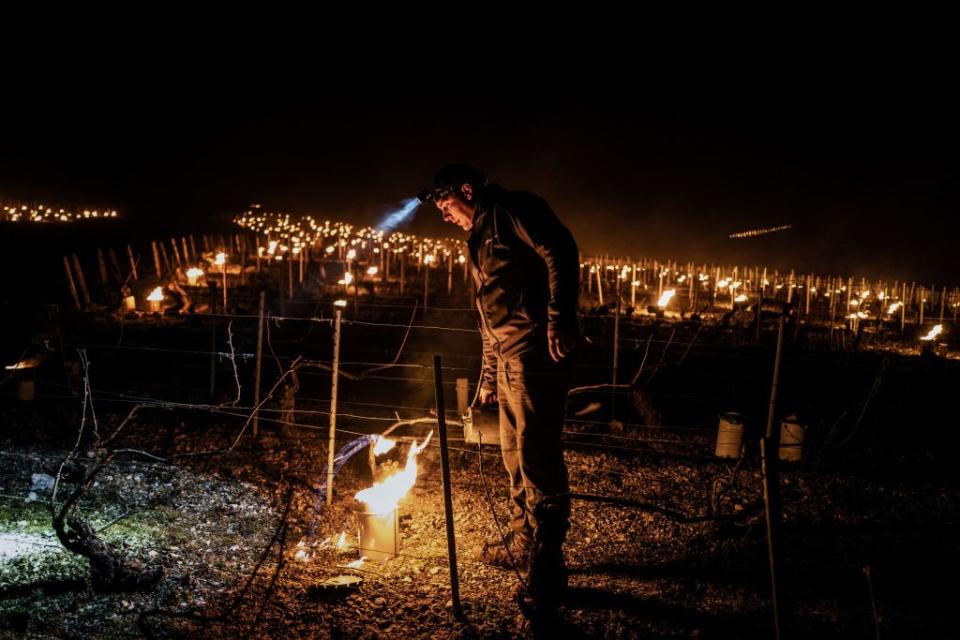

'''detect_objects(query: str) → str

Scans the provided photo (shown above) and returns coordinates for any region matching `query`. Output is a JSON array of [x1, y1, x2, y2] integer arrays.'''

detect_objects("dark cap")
[[418, 164, 487, 203]]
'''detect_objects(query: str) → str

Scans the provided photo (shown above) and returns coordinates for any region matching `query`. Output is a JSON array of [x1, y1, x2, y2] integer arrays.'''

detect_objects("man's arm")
[[476, 296, 499, 402], [506, 195, 580, 335]]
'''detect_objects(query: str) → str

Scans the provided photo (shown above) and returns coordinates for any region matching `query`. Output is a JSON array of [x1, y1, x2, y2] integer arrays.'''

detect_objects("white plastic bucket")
[[715, 413, 745, 459]]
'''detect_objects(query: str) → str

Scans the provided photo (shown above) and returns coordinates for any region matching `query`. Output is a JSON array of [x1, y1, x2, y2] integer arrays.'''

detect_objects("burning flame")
[[366, 266, 379, 276], [215, 252, 226, 266], [186, 267, 204, 278], [147, 287, 164, 302], [920, 324, 943, 341], [334, 299, 348, 308], [886, 302, 901, 315], [336, 531, 349, 551], [657, 289, 676, 308], [734, 294, 749, 303], [344, 557, 366, 569], [346, 249, 357, 260], [355, 432, 432, 513]]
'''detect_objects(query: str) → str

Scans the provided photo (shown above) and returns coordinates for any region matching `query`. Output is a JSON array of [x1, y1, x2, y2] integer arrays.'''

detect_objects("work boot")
[[479, 529, 532, 572], [528, 538, 567, 612]]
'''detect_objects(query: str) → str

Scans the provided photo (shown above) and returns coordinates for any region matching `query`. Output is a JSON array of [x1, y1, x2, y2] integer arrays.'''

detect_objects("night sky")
[[3, 67, 956, 283]]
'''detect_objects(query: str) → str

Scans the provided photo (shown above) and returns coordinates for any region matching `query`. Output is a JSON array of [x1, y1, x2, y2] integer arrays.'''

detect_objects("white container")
[[123, 296, 136, 311], [715, 412, 745, 459], [356, 508, 398, 562], [779, 416, 806, 462]]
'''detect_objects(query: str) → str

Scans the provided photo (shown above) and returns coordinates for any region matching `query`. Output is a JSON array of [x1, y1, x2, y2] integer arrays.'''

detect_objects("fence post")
[[326, 307, 343, 506]]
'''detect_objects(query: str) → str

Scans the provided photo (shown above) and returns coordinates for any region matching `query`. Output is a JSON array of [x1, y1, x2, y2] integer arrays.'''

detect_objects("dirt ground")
[[2, 408, 958, 639]]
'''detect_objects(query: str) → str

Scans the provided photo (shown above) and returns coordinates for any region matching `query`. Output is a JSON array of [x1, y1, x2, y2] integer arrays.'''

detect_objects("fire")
[[344, 557, 366, 569], [886, 302, 901, 315], [336, 531, 349, 551], [734, 294, 749, 303], [146, 287, 164, 302], [186, 267, 204, 278], [920, 324, 943, 341], [657, 289, 676, 308], [355, 432, 432, 513], [366, 266, 379, 276], [346, 249, 357, 260], [215, 252, 226, 266], [333, 299, 348, 308]]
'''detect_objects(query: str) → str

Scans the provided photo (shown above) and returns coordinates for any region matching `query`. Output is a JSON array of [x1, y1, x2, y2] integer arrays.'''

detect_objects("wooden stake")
[[126, 244, 138, 281], [107, 248, 122, 283], [72, 254, 90, 307], [64, 256, 81, 311], [152, 241, 162, 278], [326, 308, 342, 506], [96, 248, 109, 285], [253, 291, 265, 438]]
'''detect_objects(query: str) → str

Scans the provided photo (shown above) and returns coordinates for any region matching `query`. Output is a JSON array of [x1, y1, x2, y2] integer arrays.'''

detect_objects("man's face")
[[434, 184, 476, 232]]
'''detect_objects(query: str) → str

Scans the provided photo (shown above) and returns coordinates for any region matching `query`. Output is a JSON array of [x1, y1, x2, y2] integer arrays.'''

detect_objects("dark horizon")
[[3, 88, 957, 284]]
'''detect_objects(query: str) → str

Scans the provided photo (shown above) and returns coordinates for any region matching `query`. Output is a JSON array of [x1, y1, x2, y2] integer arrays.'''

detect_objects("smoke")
[[377, 197, 421, 233]]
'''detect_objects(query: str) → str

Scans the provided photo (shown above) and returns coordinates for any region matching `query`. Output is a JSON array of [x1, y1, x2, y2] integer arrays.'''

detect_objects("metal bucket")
[[462, 407, 500, 446], [715, 412, 745, 459], [779, 416, 806, 462], [356, 508, 399, 561]]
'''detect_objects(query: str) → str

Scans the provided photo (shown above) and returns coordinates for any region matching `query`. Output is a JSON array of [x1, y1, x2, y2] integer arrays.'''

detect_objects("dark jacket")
[[468, 185, 580, 392]]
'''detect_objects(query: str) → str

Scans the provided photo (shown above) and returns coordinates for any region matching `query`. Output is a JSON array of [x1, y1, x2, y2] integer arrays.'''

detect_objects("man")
[[421, 165, 580, 612]]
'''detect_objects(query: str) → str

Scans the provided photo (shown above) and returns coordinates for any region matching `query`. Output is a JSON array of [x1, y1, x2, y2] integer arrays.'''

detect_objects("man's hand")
[[479, 388, 498, 405], [548, 326, 578, 362]]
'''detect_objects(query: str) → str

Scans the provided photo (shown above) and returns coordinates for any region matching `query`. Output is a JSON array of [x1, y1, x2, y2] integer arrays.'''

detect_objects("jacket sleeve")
[[474, 271, 498, 393], [507, 197, 581, 334]]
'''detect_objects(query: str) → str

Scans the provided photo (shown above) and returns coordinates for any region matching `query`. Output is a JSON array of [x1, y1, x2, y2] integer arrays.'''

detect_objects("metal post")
[[253, 291, 265, 438], [326, 308, 342, 506], [432, 355, 464, 620], [762, 316, 786, 640], [222, 261, 228, 311], [400, 252, 406, 296]]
